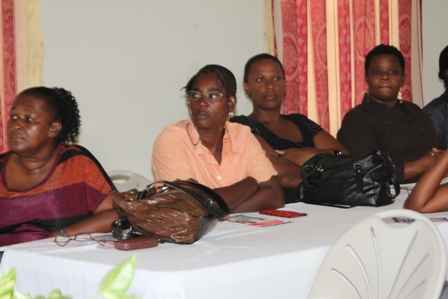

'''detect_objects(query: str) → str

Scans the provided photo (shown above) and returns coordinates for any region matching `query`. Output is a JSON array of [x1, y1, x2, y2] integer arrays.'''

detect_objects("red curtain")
[[0, 0, 17, 153], [0, 0, 42, 153], [274, 0, 422, 135]]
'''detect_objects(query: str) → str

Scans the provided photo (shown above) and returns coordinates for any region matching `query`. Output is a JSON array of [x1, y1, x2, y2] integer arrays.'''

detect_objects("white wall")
[[422, 0, 448, 104], [38, 0, 266, 181]]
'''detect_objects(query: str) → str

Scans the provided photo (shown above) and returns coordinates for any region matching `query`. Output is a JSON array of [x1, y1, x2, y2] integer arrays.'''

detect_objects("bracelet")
[[332, 150, 342, 155], [112, 216, 142, 240], [58, 229, 69, 237]]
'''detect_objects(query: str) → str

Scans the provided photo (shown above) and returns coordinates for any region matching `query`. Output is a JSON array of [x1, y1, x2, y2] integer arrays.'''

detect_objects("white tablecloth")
[[2, 187, 448, 299]]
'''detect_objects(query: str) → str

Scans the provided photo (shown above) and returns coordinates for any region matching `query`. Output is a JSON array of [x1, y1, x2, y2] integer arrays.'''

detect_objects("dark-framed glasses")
[[185, 90, 225, 102], [54, 233, 106, 247]]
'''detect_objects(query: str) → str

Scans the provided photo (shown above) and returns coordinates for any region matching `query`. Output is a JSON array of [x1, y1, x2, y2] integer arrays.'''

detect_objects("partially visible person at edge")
[[404, 150, 448, 213], [230, 53, 348, 203], [423, 45, 448, 145], [337, 44, 446, 184], [152, 64, 284, 212], [0, 87, 117, 246]]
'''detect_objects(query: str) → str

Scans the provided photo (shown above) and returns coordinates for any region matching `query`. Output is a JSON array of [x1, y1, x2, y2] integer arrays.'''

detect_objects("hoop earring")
[[364, 90, 370, 101]]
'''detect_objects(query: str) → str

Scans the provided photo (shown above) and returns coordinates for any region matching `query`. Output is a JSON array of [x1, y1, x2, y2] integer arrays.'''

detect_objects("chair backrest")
[[307, 209, 447, 299], [107, 170, 152, 192]]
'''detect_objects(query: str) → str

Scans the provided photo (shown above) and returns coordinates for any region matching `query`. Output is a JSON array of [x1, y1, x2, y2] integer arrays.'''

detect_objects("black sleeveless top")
[[230, 114, 323, 204], [230, 114, 323, 149]]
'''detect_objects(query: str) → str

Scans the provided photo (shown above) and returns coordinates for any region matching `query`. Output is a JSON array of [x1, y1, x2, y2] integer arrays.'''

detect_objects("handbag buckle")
[[354, 163, 363, 173]]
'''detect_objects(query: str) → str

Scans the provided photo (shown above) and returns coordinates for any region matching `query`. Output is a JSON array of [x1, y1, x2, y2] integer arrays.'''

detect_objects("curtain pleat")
[[0, 0, 17, 152], [264, 0, 276, 55], [0, 0, 42, 152]]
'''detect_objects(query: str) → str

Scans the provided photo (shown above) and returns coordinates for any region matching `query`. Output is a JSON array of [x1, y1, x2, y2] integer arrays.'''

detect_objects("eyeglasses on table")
[[54, 233, 107, 247]]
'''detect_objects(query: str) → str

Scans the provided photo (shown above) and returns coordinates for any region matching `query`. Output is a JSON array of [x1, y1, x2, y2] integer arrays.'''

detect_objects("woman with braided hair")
[[152, 64, 284, 212], [0, 87, 117, 246]]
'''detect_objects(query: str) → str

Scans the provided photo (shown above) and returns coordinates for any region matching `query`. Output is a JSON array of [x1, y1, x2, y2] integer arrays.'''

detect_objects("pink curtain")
[[274, 0, 422, 135], [0, 0, 17, 153], [0, 0, 42, 153]]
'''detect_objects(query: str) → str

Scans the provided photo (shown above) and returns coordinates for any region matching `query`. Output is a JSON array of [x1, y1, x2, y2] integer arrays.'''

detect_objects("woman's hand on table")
[[46, 194, 118, 238], [403, 149, 445, 181]]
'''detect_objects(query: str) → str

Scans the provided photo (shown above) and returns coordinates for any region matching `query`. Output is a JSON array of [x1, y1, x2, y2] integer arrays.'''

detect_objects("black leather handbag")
[[296, 151, 400, 208]]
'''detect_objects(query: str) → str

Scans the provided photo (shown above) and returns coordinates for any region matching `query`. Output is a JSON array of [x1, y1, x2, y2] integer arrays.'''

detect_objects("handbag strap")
[[375, 151, 400, 199], [295, 165, 323, 200], [389, 176, 400, 198], [140, 180, 229, 219], [352, 163, 365, 206]]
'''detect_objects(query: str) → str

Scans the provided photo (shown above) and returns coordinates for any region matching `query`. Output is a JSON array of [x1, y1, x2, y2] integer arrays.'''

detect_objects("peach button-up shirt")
[[152, 120, 277, 188]]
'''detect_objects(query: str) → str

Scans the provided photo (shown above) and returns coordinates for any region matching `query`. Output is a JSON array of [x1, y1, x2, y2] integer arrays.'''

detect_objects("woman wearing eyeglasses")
[[152, 64, 284, 212]]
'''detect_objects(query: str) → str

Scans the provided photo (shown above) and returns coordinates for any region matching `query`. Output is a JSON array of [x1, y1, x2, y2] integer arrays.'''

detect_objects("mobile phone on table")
[[114, 236, 159, 250], [259, 209, 307, 218]]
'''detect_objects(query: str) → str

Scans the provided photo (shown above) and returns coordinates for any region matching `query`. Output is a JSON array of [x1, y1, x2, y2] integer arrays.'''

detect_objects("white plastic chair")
[[107, 170, 152, 192], [307, 209, 447, 299]]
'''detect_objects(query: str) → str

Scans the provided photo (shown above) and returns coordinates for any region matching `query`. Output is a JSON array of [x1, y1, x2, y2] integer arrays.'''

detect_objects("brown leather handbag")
[[112, 180, 229, 244]]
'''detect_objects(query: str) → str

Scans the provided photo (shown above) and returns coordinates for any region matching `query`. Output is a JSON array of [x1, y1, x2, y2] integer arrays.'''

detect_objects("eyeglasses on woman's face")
[[185, 90, 226, 102]]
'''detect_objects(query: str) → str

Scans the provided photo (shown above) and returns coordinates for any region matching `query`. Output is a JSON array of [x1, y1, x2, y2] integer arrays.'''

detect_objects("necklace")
[[186, 122, 200, 146]]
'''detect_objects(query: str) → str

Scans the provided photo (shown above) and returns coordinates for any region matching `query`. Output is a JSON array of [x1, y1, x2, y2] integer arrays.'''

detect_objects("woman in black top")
[[337, 44, 445, 183], [230, 53, 347, 203]]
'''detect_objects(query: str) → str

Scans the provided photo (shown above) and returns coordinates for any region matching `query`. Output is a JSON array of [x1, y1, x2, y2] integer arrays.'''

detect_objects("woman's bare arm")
[[276, 131, 349, 166], [403, 149, 444, 182], [313, 131, 349, 154], [252, 135, 302, 188], [404, 150, 448, 212], [47, 194, 118, 237], [214, 175, 284, 213]]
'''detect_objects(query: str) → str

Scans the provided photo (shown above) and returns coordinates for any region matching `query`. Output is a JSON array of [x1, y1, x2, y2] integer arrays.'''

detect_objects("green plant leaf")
[[47, 289, 71, 299], [0, 268, 16, 299], [46, 289, 61, 299], [11, 291, 31, 299], [98, 255, 135, 299]]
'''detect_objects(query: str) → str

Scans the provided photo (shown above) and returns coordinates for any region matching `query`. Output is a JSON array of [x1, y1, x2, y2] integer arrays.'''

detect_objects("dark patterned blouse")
[[230, 114, 323, 150]]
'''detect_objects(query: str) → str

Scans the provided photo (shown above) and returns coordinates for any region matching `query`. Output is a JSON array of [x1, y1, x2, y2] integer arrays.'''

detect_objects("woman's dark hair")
[[19, 86, 80, 144], [243, 53, 285, 83], [364, 44, 405, 75], [438, 45, 448, 84], [184, 64, 237, 97]]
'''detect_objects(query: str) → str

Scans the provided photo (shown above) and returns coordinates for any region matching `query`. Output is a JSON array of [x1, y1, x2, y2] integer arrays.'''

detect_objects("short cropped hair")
[[438, 45, 448, 82], [243, 53, 285, 83], [365, 44, 405, 75]]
